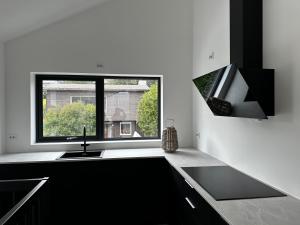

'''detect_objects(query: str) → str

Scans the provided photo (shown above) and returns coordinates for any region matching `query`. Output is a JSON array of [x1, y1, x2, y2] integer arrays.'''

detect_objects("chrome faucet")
[[81, 127, 90, 155]]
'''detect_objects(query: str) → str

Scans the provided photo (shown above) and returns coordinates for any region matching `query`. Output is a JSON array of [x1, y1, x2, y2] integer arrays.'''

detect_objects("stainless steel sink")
[[58, 150, 104, 159]]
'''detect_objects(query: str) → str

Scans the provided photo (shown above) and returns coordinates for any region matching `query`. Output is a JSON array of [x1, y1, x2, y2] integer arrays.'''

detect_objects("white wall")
[[5, 0, 193, 152], [193, 0, 300, 199], [0, 43, 5, 153]]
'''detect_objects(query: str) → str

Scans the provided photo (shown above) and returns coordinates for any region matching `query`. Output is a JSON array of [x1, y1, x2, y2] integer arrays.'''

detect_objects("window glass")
[[104, 79, 159, 139], [36, 75, 160, 142], [120, 122, 132, 135], [71, 96, 96, 105], [42, 80, 96, 137]]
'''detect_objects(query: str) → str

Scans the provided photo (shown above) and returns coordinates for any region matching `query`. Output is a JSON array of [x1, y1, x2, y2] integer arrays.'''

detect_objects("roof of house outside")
[[43, 83, 150, 92]]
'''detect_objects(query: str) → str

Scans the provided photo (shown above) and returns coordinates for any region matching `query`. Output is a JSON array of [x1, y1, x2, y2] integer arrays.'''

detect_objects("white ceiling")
[[0, 0, 110, 42]]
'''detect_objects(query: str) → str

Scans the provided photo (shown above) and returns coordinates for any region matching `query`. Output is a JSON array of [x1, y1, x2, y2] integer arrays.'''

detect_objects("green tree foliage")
[[43, 99, 47, 116], [137, 84, 158, 136], [44, 103, 96, 137]]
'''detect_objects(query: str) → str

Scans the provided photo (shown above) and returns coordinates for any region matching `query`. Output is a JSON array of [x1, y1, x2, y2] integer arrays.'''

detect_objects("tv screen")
[[193, 64, 267, 119]]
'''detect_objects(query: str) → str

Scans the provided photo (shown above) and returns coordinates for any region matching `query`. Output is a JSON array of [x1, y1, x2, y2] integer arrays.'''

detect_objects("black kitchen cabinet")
[[36, 158, 171, 225], [0, 158, 173, 225], [169, 166, 228, 225], [0, 178, 49, 225], [170, 166, 210, 225], [0, 157, 229, 225]]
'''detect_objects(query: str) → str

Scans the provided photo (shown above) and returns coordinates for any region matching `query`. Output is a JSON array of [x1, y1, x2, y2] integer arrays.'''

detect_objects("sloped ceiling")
[[0, 0, 110, 42]]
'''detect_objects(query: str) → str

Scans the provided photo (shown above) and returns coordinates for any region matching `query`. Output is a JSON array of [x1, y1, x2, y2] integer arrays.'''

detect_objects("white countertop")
[[0, 148, 299, 225]]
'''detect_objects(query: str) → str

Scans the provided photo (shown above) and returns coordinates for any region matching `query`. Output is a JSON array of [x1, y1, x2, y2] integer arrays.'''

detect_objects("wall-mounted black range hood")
[[193, 0, 274, 119]]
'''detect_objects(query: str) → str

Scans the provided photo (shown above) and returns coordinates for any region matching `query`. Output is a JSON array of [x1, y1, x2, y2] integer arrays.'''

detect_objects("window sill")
[[31, 139, 162, 146]]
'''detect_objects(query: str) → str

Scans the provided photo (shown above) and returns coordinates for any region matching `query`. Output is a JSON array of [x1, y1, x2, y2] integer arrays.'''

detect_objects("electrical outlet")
[[8, 134, 17, 140]]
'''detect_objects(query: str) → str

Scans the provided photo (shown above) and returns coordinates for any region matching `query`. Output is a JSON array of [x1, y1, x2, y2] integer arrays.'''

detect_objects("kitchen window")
[[35, 74, 161, 143]]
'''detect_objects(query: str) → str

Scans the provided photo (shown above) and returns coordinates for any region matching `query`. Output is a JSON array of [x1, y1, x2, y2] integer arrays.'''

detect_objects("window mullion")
[[96, 77, 104, 141]]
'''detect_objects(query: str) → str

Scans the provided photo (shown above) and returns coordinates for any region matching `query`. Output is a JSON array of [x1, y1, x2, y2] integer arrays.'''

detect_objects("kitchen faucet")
[[81, 126, 90, 155], [59, 126, 102, 159]]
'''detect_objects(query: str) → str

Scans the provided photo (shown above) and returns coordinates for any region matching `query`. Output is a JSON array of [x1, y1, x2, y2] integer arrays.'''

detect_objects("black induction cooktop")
[[182, 166, 286, 201]]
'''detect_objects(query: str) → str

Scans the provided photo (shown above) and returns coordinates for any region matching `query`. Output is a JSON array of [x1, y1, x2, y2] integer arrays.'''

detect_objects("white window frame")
[[30, 72, 163, 146], [120, 122, 132, 136]]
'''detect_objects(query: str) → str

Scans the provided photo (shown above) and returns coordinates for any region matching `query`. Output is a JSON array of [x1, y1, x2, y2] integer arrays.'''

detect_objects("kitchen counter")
[[0, 148, 299, 225], [0, 152, 63, 163]]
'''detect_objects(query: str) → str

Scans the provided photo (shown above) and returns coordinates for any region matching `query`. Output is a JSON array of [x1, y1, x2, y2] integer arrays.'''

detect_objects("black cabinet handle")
[[185, 197, 196, 209], [184, 179, 194, 189]]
